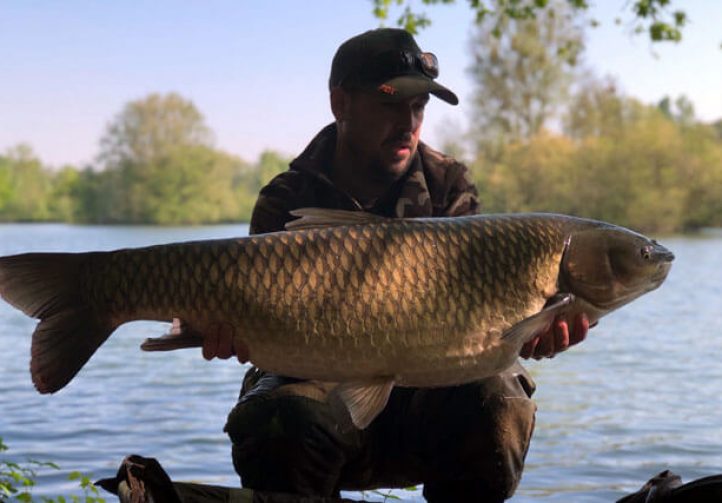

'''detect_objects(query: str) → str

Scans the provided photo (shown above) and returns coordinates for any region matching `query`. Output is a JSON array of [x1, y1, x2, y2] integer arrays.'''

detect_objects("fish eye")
[[641, 246, 652, 260]]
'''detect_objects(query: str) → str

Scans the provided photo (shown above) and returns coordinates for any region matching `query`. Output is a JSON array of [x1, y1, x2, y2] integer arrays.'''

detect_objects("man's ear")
[[330, 86, 349, 122]]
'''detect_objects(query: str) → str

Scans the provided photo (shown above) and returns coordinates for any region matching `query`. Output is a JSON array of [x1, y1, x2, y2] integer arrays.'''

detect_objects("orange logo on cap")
[[378, 84, 397, 95]]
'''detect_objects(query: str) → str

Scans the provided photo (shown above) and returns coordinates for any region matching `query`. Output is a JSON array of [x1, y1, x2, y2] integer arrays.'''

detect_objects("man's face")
[[335, 89, 429, 183]]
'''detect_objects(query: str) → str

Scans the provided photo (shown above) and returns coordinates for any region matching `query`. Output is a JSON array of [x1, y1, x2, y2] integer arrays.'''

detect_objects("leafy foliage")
[[99, 93, 212, 169], [93, 93, 241, 224], [370, 0, 687, 42], [458, 5, 718, 234], [0, 93, 291, 225], [0, 145, 51, 222], [472, 85, 722, 233], [468, 1, 583, 156], [0, 437, 104, 502]]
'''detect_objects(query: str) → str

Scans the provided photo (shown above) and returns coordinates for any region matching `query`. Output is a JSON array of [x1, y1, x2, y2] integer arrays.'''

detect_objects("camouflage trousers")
[[224, 362, 536, 503]]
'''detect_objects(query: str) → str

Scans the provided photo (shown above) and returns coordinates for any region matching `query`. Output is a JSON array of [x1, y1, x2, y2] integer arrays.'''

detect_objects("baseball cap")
[[329, 28, 458, 105]]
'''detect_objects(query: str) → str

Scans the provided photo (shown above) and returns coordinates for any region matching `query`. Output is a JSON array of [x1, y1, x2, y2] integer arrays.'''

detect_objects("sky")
[[1, 1, 721, 168]]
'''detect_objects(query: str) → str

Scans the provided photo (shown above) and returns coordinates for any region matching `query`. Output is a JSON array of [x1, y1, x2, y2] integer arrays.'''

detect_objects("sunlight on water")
[[0, 225, 720, 502]]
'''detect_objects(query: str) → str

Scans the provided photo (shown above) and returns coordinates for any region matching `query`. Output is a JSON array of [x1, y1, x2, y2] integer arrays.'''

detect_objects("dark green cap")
[[329, 28, 458, 105]]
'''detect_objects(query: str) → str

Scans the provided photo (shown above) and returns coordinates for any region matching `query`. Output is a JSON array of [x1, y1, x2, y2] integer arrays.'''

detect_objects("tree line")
[[469, 93, 722, 233], [453, 2, 722, 234], [2, 2, 720, 232], [0, 94, 291, 226]]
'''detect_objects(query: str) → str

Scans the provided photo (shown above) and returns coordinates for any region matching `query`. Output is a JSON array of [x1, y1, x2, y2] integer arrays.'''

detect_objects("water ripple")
[[1, 225, 721, 502]]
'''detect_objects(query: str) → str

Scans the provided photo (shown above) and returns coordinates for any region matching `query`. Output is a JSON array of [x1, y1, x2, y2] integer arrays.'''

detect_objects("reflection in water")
[[0, 225, 720, 502]]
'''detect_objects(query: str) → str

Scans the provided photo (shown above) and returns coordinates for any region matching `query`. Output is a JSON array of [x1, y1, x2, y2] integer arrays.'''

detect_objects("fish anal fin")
[[333, 378, 395, 430], [285, 208, 390, 231], [502, 293, 575, 347]]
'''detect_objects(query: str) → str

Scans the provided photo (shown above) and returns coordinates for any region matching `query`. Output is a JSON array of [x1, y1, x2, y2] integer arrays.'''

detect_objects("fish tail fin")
[[0, 252, 116, 393]]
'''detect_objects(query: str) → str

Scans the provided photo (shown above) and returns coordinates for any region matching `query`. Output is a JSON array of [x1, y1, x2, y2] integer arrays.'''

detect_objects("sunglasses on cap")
[[340, 50, 440, 87], [376, 50, 439, 79]]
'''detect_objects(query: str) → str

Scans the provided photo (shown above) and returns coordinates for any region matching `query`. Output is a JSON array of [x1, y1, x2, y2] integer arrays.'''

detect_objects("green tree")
[[657, 94, 695, 126], [95, 93, 241, 224], [371, 0, 687, 42], [48, 165, 83, 222], [563, 86, 722, 232], [471, 81, 722, 234], [596, 105, 687, 233], [233, 150, 291, 221], [255, 150, 291, 189], [564, 77, 630, 140], [712, 119, 722, 140], [677, 121, 722, 230], [0, 145, 52, 222], [468, 1, 582, 157], [99, 92, 212, 168], [143, 146, 243, 225]]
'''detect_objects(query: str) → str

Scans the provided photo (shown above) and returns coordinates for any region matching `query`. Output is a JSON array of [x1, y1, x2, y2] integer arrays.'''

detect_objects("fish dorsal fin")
[[286, 208, 390, 231], [333, 378, 395, 429], [502, 293, 575, 347]]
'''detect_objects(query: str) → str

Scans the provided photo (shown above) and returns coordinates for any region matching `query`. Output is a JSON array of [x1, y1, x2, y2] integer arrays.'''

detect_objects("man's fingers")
[[570, 313, 590, 346], [201, 323, 236, 360], [553, 319, 570, 354], [519, 314, 592, 361], [520, 335, 540, 359], [202, 328, 219, 361], [235, 343, 249, 363], [216, 323, 234, 359], [533, 328, 555, 360]]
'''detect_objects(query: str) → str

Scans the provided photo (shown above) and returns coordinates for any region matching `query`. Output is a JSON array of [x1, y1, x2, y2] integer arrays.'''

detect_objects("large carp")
[[0, 209, 673, 428]]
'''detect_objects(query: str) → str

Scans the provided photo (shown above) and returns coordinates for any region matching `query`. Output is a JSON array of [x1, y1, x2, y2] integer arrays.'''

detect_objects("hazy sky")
[[1, 1, 720, 168]]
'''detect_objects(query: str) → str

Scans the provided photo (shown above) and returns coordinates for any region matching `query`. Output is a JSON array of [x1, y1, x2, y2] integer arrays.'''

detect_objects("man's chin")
[[384, 150, 415, 174], [381, 158, 412, 180]]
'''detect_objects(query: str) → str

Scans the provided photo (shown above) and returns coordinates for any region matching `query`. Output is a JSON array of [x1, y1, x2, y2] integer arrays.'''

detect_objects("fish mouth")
[[570, 258, 674, 312], [585, 267, 672, 311], [648, 242, 675, 263], [648, 244, 674, 286], [657, 249, 675, 262]]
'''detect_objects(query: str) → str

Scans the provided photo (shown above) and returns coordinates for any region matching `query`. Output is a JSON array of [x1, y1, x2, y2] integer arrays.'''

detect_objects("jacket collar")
[[289, 123, 433, 217]]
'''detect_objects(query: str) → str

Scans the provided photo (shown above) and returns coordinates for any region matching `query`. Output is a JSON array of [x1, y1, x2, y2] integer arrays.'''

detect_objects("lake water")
[[1, 224, 721, 502]]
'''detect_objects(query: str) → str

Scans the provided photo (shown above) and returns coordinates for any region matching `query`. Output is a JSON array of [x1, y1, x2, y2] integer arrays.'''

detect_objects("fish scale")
[[0, 210, 674, 428]]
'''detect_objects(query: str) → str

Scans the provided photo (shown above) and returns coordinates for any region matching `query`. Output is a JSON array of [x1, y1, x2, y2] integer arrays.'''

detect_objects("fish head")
[[560, 226, 674, 313]]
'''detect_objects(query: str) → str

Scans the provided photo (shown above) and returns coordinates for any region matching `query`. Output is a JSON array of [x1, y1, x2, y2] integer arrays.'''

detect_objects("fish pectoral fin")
[[140, 318, 204, 351], [285, 208, 391, 231], [501, 293, 575, 347], [332, 378, 395, 430]]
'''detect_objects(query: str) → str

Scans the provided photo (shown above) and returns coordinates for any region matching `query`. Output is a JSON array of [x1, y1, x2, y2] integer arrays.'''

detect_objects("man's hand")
[[519, 313, 590, 360], [201, 322, 247, 362]]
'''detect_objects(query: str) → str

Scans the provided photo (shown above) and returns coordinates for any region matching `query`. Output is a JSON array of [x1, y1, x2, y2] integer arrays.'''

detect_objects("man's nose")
[[396, 104, 420, 131]]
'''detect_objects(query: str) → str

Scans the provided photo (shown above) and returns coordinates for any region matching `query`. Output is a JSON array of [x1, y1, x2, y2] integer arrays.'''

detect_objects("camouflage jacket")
[[239, 124, 481, 403], [249, 123, 479, 235]]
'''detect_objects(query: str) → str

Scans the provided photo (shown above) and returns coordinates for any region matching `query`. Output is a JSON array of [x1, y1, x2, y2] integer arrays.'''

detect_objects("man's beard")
[[349, 133, 416, 185]]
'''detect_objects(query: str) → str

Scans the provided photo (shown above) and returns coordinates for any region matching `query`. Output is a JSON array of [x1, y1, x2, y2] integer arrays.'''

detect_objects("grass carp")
[[0, 209, 674, 428]]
